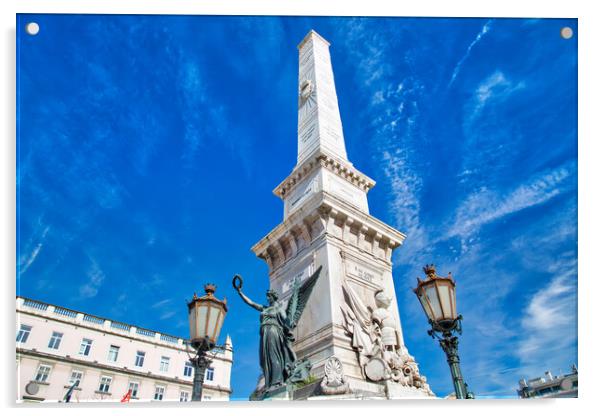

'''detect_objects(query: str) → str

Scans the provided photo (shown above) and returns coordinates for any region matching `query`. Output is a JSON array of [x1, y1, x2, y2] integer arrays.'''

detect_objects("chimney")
[[545, 371, 553, 381]]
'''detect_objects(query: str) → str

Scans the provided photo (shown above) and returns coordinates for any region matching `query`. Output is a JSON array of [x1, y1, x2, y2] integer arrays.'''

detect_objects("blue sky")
[[17, 15, 577, 399]]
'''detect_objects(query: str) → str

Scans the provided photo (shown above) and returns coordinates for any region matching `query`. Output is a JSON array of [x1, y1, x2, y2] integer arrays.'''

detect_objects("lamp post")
[[187, 283, 228, 401], [413, 264, 474, 399]]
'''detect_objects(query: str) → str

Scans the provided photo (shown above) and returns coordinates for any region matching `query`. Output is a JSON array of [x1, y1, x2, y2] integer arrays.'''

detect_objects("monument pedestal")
[[306, 379, 433, 400], [251, 385, 292, 401], [384, 381, 435, 399]]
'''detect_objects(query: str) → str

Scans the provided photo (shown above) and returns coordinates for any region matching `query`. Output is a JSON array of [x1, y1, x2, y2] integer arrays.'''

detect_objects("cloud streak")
[[338, 20, 428, 265], [448, 162, 575, 240], [335, 18, 576, 397], [516, 257, 577, 380], [467, 70, 526, 122], [19, 218, 50, 276], [78, 258, 106, 299], [152, 299, 172, 309], [448, 20, 494, 87], [19, 225, 50, 275]]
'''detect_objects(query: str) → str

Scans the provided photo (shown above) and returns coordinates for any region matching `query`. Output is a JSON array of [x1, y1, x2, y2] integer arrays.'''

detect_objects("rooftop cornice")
[[273, 151, 376, 200], [16, 296, 233, 354]]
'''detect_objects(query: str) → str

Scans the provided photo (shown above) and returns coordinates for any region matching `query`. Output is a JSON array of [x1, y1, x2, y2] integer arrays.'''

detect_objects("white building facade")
[[16, 296, 233, 403]]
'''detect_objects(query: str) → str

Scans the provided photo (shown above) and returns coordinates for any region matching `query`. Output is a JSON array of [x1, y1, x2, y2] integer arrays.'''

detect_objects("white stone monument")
[[251, 30, 433, 399]]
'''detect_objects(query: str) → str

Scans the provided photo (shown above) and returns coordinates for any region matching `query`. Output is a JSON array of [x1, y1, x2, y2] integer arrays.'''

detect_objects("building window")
[[35, 364, 52, 383], [98, 376, 112, 393], [107, 345, 120, 362], [128, 381, 140, 398], [79, 338, 93, 356], [203, 395, 212, 400], [16, 324, 32, 343], [48, 331, 63, 349], [179, 391, 190, 402], [184, 361, 193, 377], [69, 370, 83, 387], [159, 356, 170, 372], [135, 351, 145, 367], [154, 385, 165, 401], [206, 367, 214, 381]]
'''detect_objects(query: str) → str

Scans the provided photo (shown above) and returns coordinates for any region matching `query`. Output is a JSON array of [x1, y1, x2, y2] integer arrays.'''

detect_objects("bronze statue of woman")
[[233, 266, 322, 391]]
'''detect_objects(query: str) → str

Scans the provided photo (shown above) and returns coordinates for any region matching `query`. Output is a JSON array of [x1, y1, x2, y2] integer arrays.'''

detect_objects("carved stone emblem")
[[364, 357, 389, 382], [341, 279, 434, 396], [320, 356, 349, 395]]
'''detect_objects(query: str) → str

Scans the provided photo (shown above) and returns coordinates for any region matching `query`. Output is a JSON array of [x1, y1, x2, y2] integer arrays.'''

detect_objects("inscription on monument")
[[286, 176, 318, 216], [345, 259, 383, 286], [300, 124, 316, 144]]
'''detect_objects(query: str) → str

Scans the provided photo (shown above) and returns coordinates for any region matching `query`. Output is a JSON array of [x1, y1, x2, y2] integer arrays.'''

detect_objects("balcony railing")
[[22, 299, 48, 311], [136, 327, 156, 338], [160, 334, 179, 344], [53, 307, 78, 318], [110, 321, 131, 332], [83, 314, 105, 325]]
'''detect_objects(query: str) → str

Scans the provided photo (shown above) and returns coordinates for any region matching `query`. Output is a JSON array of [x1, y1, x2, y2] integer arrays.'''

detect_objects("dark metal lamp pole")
[[189, 338, 214, 401], [187, 284, 228, 402], [413, 265, 474, 399], [428, 316, 474, 399]]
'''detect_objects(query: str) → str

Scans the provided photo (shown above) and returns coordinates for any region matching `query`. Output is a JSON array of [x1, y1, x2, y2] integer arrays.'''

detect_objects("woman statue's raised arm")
[[232, 274, 263, 312]]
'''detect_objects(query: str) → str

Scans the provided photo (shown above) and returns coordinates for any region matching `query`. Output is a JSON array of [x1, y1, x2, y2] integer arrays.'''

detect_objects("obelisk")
[[251, 30, 432, 398]]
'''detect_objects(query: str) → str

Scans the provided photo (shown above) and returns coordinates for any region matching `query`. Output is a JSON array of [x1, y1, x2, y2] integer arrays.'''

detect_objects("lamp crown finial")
[[204, 283, 216, 295], [423, 264, 437, 277]]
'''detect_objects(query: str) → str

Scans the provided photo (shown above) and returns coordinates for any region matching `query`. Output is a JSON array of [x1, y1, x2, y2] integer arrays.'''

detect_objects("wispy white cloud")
[[342, 20, 389, 87], [160, 310, 177, 320], [381, 149, 427, 262], [338, 20, 428, 265], [522, 271, 575, 336], [19, 223, 50, 276], [468, 70, 526, 120], [450, 71, 534, 247], [458, 71, 527, 188], [335, 22, 576, 397], [78, 258, 106, 299], [517, 257, 577, 375], [448, 162, 575, 241], [448, 20, 494, 87], [152, 298, 172, 309], [178, 61, 209, 163]]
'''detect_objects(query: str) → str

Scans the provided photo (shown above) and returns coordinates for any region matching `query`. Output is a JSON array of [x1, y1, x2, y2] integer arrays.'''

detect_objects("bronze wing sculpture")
[[233, 265, 322, 397], [285, 265, 323, 329]]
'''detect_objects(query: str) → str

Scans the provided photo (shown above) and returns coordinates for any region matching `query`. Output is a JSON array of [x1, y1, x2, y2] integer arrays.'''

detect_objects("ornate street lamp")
[[413, 264, 474, 399], [186, 283, 228, 401]]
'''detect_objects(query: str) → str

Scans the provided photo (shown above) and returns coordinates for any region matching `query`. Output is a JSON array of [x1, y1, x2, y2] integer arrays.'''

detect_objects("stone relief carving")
[[320, 356, 349, 395], [320, 356, 350, 395], [341, 279, 434, 396]]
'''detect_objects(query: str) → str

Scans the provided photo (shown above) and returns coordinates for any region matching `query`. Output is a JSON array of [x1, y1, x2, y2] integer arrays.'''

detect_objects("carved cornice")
[[318, 154, 376, 192], [272, 151, 376, 200], [251, 192, 405, 273]]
